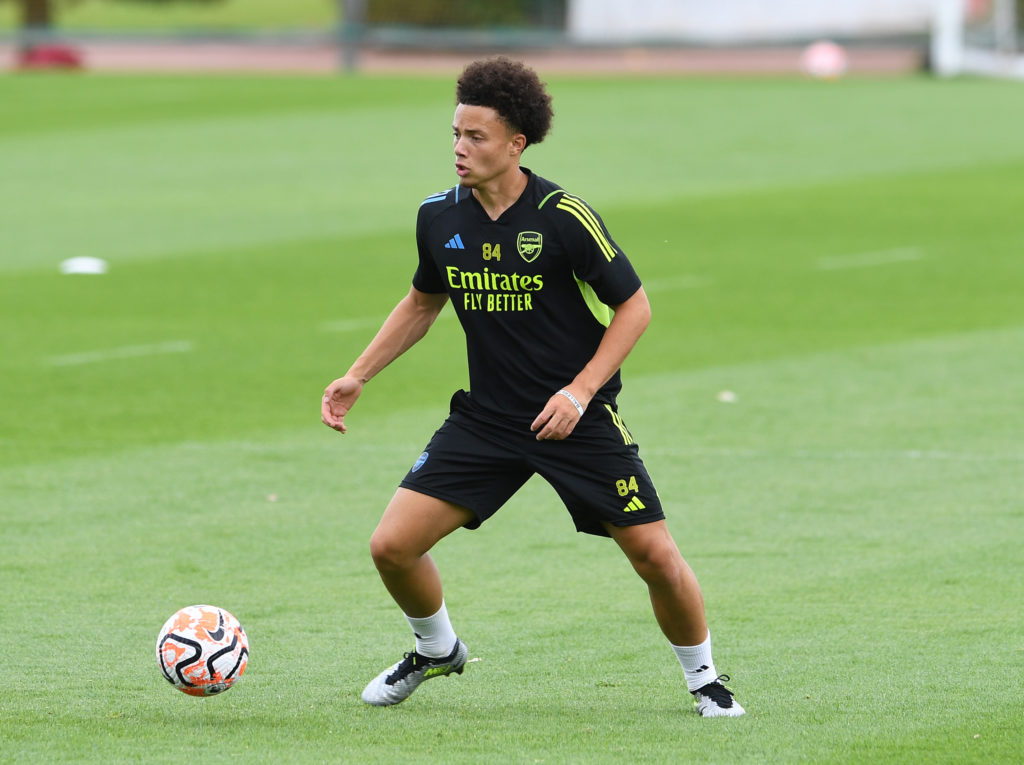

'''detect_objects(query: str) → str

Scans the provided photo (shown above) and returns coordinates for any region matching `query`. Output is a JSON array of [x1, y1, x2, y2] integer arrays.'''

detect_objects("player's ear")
[[510, 133, 527, 156]]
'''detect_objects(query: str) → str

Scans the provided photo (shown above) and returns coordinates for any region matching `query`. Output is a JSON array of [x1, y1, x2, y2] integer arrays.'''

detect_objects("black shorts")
[[399, 390, 665, 537]]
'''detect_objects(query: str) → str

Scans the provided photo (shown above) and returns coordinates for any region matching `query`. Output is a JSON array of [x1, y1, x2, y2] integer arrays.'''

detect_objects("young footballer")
[[322, 57, 744, 717]]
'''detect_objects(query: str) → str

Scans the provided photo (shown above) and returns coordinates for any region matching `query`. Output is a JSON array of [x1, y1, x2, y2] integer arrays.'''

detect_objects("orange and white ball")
[[156, 605, 249, 696]]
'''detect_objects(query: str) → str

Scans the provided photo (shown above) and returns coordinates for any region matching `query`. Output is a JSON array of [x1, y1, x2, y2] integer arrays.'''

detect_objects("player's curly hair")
[[456, 57, 553, 148]]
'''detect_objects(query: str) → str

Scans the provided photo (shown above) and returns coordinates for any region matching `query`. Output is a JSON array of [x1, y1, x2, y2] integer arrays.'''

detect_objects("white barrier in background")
[[568, 0, 938, 42]]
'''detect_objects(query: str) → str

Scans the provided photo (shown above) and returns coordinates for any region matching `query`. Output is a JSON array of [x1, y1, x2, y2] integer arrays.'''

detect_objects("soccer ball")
[[156, 605, 249, 696]]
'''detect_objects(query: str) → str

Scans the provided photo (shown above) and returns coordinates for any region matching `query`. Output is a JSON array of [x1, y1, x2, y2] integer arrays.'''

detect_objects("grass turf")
[[1, 73, 1023, 763], [0, 0, 335, 30]]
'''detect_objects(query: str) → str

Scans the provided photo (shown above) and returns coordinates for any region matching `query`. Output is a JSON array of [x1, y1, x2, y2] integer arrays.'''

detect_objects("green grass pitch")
[[1, 71, 1023, 763], [0, 0, 334, 30]]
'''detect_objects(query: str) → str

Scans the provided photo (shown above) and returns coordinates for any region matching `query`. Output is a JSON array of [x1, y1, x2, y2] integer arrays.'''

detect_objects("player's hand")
[[531, 387, 588, 441], [321, 376, 363, 434]]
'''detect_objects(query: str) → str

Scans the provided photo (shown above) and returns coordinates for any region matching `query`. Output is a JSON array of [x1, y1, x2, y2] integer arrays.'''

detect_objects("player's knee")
[[368, 530, 415, 573], [628, 541, 685, 586]]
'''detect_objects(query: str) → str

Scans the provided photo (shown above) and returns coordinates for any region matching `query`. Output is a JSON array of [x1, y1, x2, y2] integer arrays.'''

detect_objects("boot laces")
[[385, 652, 423, 685], [696, 674, 735, 707]]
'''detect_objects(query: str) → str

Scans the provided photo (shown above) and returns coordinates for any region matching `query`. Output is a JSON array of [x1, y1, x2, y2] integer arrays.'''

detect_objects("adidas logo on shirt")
[[445, 234, 466, 250]]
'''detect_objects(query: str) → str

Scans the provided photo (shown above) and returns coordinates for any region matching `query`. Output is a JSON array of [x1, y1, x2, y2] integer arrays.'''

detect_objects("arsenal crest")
[[517, 231, 543, 263]]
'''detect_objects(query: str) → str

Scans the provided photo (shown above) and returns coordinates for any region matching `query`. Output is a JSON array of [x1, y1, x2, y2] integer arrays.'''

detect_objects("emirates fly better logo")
[[517, 231, 543, 262]]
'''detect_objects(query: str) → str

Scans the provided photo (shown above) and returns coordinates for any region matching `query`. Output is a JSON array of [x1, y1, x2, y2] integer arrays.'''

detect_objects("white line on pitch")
[[48, 340, 194, 367], [643, 275, 713, 292], [648, 446, 1023, 464], [816, 246, 923, 271], [319, 317, 386, 334], [320, 310, 456, 334]]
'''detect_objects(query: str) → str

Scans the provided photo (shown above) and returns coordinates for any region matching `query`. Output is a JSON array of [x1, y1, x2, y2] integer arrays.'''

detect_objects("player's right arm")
[[321, 286, 449, 433]]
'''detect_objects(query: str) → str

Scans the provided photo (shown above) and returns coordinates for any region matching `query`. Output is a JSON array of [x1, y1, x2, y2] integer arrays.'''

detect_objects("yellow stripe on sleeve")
[[556, 195, 617, 262]]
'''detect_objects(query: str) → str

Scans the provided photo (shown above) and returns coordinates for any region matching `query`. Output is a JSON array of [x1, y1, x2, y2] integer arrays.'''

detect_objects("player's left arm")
[[531, 286, 651, 441]]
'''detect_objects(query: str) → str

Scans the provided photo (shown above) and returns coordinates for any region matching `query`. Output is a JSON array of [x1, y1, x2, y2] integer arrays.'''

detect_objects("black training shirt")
[[413, 169, 642, 421]]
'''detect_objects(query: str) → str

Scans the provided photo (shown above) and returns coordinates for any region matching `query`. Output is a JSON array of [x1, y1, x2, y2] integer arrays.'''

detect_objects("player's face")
[[452, 103, 524, 189]]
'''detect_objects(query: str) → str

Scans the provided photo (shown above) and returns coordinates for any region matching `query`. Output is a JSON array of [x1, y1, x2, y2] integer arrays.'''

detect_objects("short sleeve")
[[411, 203, 447, 294], [552, 193, 641, 306]]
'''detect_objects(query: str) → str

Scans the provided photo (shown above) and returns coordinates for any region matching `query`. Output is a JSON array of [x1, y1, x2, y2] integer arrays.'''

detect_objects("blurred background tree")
[[365, 0, 565, 28], [2, 0, 224, 32]]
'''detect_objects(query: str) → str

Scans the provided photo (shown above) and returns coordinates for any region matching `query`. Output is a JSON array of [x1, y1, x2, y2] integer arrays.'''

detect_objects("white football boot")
[[692, 675, 745, 717], [361, 639, 468, 706]]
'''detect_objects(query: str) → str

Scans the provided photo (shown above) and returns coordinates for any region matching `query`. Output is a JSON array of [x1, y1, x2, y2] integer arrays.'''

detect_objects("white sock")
[[672, 631, 718, 692], [405, 600, 458, 659]]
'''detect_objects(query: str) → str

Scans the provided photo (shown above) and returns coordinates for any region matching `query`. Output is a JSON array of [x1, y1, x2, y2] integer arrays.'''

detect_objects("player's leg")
[[603, 519, 706, 645], [605, 519, 744, 718], [369, 487, 475, 618], [363, 396, 532, 706], [362, 488, 474, 706]]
